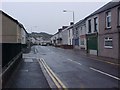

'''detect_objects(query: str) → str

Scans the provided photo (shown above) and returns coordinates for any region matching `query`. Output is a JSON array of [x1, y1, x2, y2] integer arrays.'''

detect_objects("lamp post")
[[63, 10, 75, 24], [63, 10, 75, 45]]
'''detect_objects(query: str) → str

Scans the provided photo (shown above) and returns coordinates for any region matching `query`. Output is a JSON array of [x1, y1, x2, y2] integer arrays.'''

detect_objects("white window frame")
[[104, 37, 113, 48], [106, 11, 111, 28], [88, 19, 91, 33], [94, 17, 98, 32]]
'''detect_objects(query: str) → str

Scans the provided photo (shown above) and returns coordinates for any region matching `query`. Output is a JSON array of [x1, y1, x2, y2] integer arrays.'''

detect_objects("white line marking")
[[90, 67, 120, 81], [67, 59, 82, 65]]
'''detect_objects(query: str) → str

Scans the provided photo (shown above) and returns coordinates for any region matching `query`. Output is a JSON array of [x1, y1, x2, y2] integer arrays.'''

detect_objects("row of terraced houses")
[[51, 2, 120, 60]]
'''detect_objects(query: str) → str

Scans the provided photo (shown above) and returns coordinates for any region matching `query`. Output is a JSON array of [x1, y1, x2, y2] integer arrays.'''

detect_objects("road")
[[34, 45, 119, 88]]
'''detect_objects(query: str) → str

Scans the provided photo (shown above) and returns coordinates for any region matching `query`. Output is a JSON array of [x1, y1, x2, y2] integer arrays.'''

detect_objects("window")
[[104, 37, 113, 48], [106, 11, 111, 28], [69, 30, 70, 37], [81, 27, 82, 30], [118, 8, 120, 26], [81, 39, 84, 45], [88, 19, 91, 33], [75, 27, 79, 37], [94, 17, 98, 32]]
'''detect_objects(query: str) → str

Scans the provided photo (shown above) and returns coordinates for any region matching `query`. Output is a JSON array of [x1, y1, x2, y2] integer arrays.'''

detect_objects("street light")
[[63, 10, 75, 24], [63, 10, 75, 45]]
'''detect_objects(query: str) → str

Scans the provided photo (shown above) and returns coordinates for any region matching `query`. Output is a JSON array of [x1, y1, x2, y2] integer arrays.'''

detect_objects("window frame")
[[80, 39, 84, 45], [88, 19, 91, 33], [106, 11, 111, 28], [104, 37, 113, 49], [94, 17, 98, 32]]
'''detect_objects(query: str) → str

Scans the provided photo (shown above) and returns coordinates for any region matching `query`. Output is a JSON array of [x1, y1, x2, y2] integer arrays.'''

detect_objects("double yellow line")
[[38, 58, 67, 90]]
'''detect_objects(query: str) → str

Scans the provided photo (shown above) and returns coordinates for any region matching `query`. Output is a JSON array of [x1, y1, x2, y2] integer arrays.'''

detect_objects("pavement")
[[4, 48, 50, 88], [72, 49, 119, 65]]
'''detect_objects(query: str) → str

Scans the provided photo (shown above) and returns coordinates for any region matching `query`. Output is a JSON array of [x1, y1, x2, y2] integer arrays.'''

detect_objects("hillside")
[[29, 32, 53, 40]]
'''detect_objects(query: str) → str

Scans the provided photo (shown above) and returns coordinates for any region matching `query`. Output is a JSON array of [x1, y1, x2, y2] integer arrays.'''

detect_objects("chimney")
[[70, 22, 74, 25], [62, 26, 68, 30], [58, 28, 62, 32]]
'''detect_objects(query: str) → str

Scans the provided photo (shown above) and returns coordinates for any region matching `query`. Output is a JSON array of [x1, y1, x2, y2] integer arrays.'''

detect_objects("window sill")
[[104, 46, 113, 49], [88, 32, 91, 34], [105, 27, 112, 30]]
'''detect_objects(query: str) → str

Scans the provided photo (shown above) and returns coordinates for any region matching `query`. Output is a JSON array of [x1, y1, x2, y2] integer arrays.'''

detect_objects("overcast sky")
[[1, 0, 112, 34]]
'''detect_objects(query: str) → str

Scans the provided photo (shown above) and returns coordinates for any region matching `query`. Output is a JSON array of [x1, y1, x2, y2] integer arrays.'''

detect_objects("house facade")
[[67, 26, 73, 45], [0, 10, 22, 67], [73, 20, 87, 50], [0, 10, 29, 67], [57, 28, 63, 46], [86, 14, 99, 55], [51, 32, 58, 46], [61, 27, 69, 45], [98, 2, 120, 59], [79, 20, 87, 50], [73, 21, 80, 49]]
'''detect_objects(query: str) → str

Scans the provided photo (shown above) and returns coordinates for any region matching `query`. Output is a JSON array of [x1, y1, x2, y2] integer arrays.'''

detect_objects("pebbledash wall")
[[98, 3, 120, 60], [0, 11, 22, 67]]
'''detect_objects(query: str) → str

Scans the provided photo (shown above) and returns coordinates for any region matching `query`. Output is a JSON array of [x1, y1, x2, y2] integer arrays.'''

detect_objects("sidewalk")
[[4, 51, 50, 88], [73, 49, 119, 65]]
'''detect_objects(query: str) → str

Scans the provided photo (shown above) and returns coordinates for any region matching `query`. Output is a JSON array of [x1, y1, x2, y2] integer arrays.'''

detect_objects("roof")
[[74, 19, 85, 28], [18, 22, 28, 34], [0, 10, 28, 34], [86, 1, 120, 19], [0, 10, 19, 24]]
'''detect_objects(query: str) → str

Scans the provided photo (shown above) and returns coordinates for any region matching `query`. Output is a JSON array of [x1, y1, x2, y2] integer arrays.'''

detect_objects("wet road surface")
[[34, 45, 119, 88]]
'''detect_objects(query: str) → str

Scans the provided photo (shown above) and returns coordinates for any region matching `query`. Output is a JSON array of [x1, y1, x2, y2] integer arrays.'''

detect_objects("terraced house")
[[0, 10, 28, 67], [98, 2, 120, 60], [79, 19, 86, 50], [51, 1, 120, 60], [86, 11, 99, 55]]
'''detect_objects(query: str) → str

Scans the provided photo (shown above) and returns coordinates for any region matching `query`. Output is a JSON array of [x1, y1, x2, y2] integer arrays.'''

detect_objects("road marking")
[[40, 60, 61, 88], [41, 58, 67, 89], [38, 58, 67, 89], [90, 67, 120, 81], [67, 59, 82, 65]]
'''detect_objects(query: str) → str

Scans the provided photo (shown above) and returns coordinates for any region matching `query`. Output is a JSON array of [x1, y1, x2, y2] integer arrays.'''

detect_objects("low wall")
[[2, 43, 21, 67], [2, 52, 22, 88], [60, 45, 73, 49]]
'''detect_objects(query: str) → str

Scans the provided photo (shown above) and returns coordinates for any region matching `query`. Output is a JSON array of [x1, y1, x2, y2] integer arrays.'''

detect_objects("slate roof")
[[86, 1, 120, 18]]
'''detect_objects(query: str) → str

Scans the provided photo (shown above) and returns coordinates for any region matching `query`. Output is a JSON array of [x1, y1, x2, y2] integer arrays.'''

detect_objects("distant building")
[[67, 25, 73, 45]]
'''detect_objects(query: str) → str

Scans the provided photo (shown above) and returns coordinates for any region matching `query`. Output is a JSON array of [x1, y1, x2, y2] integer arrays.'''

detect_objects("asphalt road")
[[34, 45, 120, 88]]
